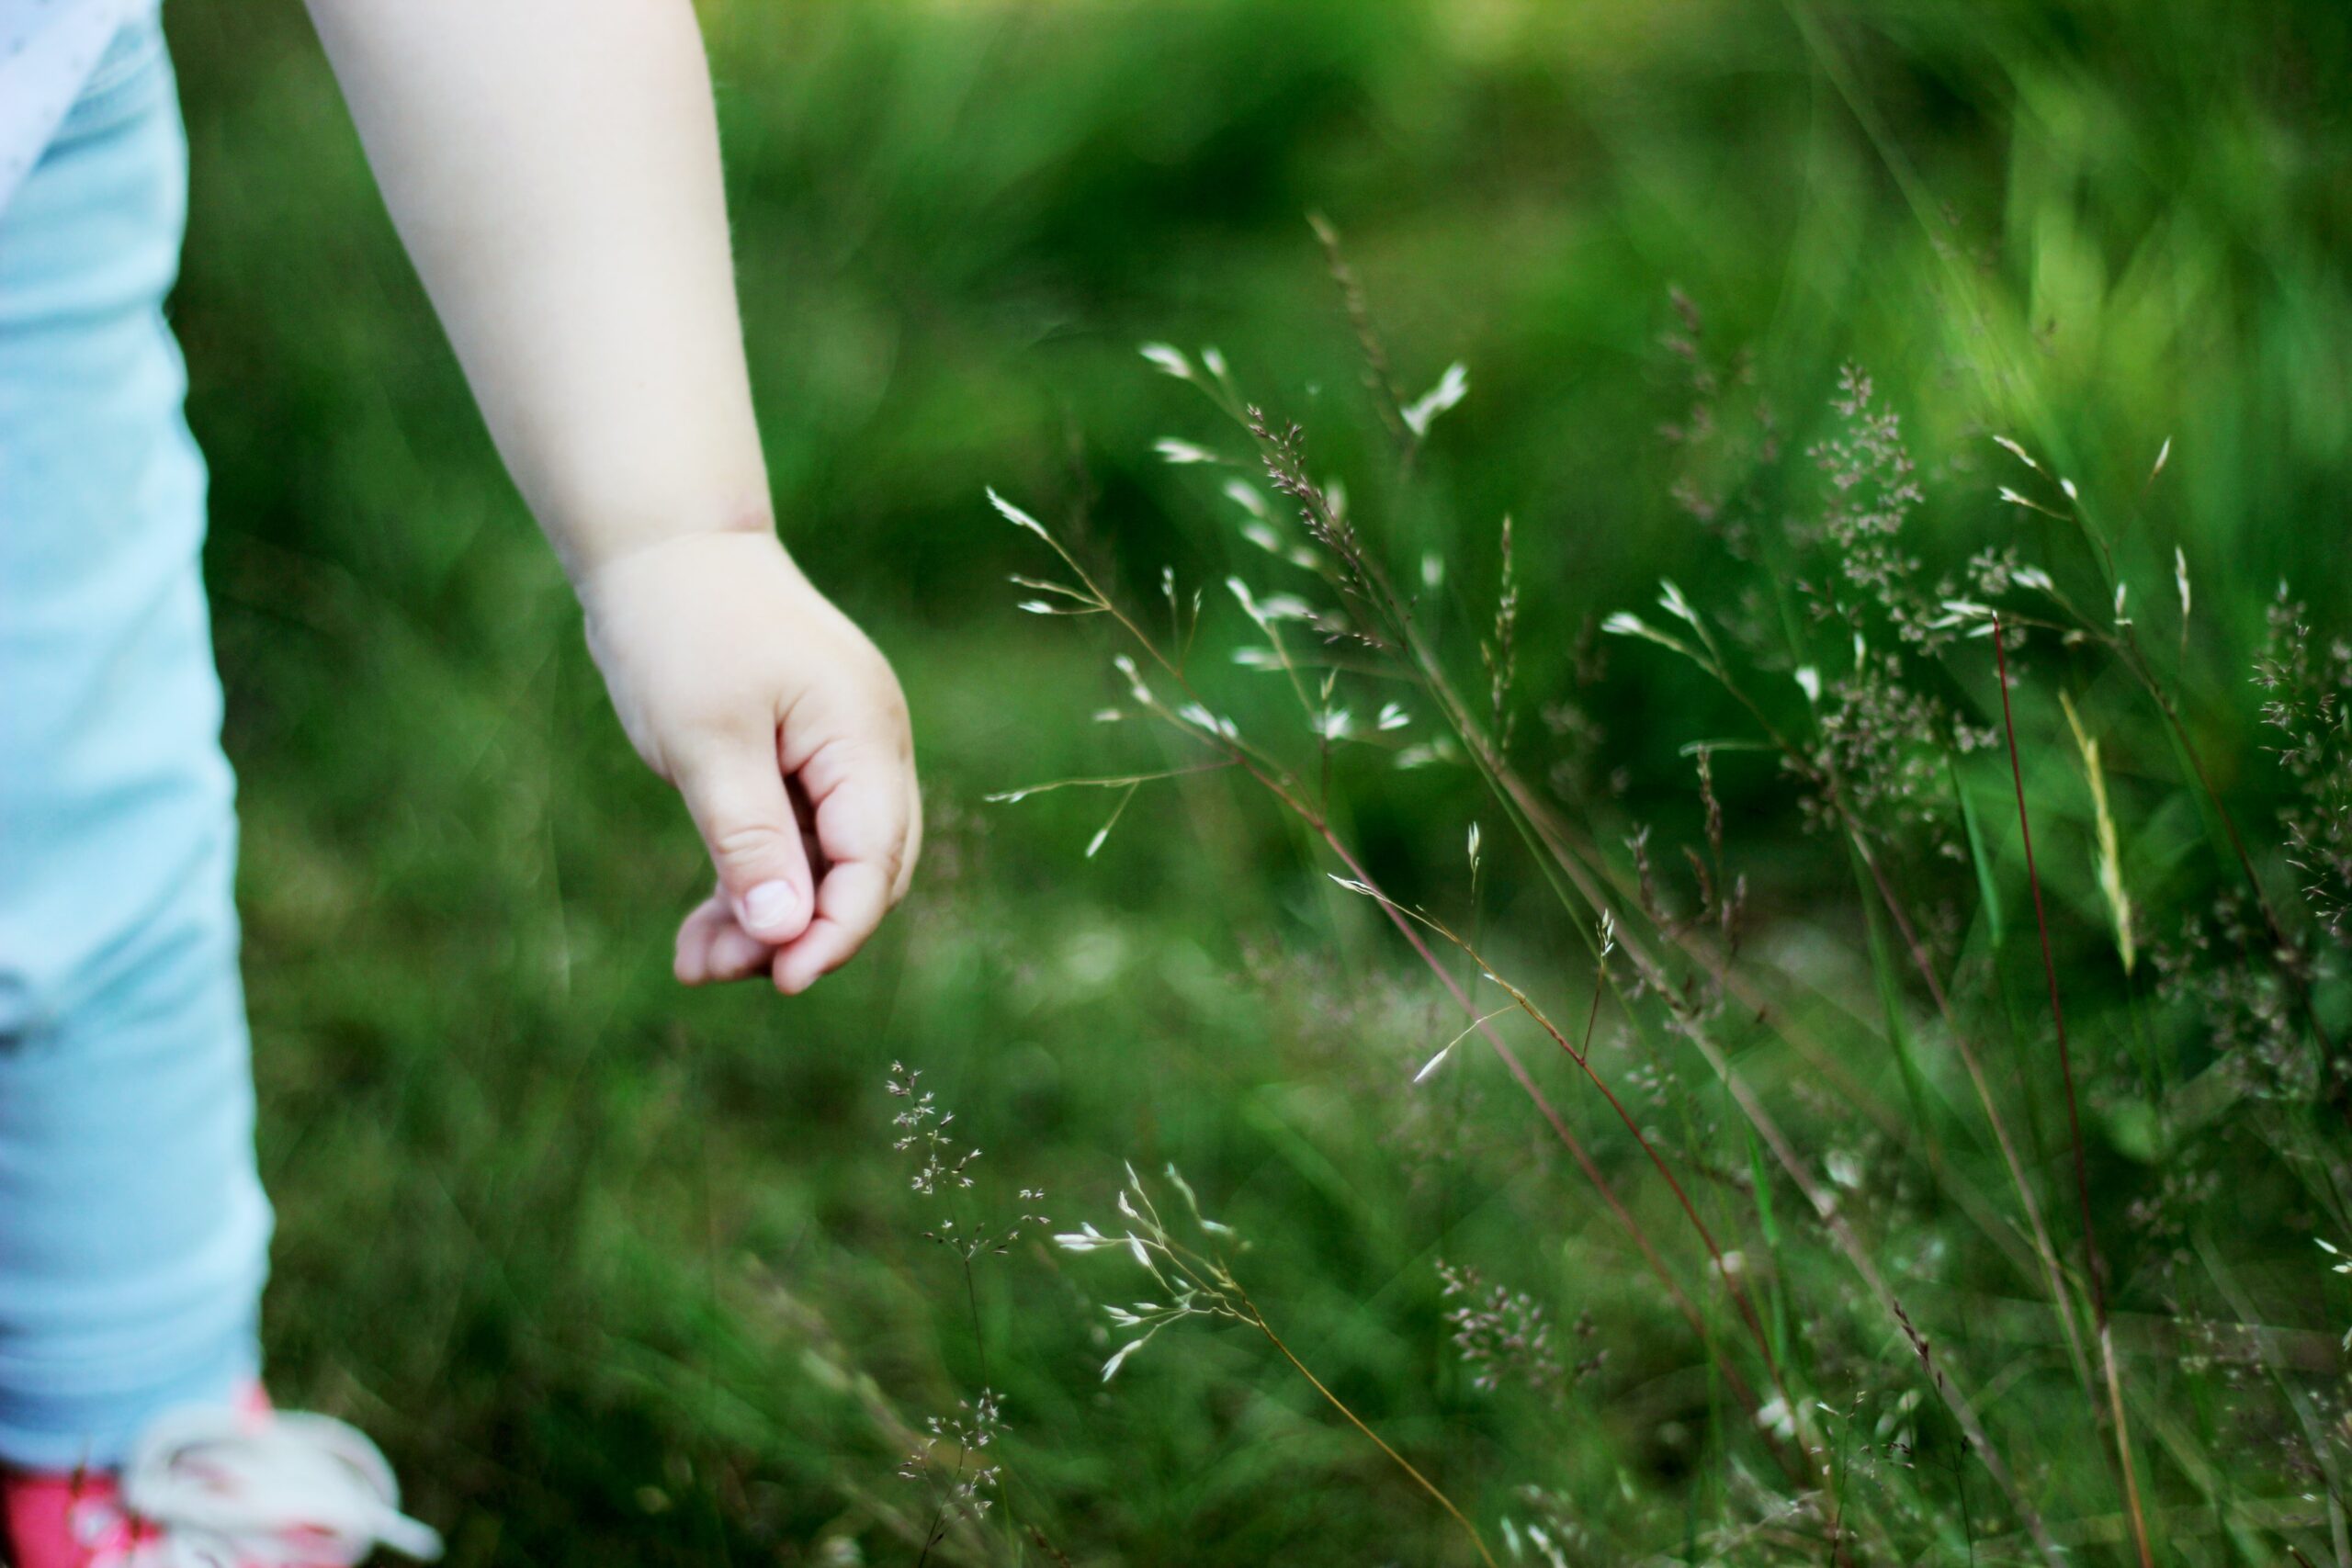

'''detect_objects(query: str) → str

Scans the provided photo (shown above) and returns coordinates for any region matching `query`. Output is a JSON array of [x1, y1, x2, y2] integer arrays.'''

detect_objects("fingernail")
[[741, 880, 801, 935]]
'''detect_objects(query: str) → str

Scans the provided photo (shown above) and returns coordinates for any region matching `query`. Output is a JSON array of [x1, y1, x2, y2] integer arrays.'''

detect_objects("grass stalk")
[[1994, 615, 2154, 1568], [1238, 1288, 1500, 1568]]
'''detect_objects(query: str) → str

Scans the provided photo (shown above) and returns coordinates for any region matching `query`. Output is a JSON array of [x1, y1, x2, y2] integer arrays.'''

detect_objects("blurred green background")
[[164, 0, 2352, 1561]]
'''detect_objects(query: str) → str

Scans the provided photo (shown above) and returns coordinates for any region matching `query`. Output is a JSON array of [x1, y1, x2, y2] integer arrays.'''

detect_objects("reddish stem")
[[1297, 811, 1779, 1424], [1993, 617, 2153, 1568]]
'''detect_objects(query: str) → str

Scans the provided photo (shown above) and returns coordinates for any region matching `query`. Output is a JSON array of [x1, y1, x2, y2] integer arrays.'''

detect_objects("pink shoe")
[[1, 1388, 441, 1567]]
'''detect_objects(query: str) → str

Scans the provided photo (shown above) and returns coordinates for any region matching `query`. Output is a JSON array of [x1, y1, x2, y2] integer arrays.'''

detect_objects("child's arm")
[[303, 0, 917, 994]]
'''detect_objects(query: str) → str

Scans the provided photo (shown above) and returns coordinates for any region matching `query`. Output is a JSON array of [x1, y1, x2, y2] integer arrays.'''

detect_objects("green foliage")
[[168, 0, 2352, 1562]]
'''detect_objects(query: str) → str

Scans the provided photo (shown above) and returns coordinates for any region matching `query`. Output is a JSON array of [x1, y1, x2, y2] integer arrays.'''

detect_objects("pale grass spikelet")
[[1656, 578, 1701, 629], [1928, 598, 1996, 630], [1394, 738, 1459, 770], [2176, 547, 2191, 624], [2152, 434, 2173, 480], [1085, 784, 1137, 859], [1992, 434, 2041, 472], [1377, 702, 1409, 731], [1175, 701, 1240, 741], [1057, 1166, 1249, 1383], [1223, 479, 1271, 520], [986, 486, 1050, 539], [1155, 437, 1221, 466], [2060, 691, 2135, 976], [1242, 520, 1283, 555], [1139, 342, 1193, 380], [1400, 361, 1469, 437], [1794, 665, 1822, 705], [1421, 552, 1444, 590], [1113, 653, 1154, 706], [1226, 575, 1263, 626], [1601, 611, 1701, 660], [1467, 821, 1483, 875]]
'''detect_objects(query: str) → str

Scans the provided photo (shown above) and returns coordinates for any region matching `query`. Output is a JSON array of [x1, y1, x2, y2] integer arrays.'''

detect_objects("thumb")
[[673, 731, 815, 943]]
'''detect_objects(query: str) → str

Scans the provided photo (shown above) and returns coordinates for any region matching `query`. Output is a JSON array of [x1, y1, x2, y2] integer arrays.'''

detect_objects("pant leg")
[[0, 16, 272, 1471]]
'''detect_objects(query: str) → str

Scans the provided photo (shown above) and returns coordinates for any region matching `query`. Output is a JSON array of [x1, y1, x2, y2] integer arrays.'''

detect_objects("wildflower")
[[1437, 1261, 1566, 1398], [900, 1391, 1006, 1529], [886, 1063, 1046, 1256]]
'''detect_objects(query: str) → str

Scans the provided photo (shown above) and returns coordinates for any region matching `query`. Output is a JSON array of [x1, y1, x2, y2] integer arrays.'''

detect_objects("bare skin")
[[303, 0, 917, 992]]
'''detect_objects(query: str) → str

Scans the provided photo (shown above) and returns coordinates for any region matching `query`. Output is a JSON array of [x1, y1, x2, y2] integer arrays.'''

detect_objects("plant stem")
[[1994, 616, 2154, 1568], [1238, 1290, 1499, 1568]]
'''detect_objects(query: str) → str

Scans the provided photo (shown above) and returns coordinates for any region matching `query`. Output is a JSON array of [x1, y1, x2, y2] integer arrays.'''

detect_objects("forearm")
[[303, 0, 770, 579]]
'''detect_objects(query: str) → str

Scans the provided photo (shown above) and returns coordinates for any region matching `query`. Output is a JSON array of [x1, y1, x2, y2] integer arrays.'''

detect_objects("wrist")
[[567, 501, 792, 594]]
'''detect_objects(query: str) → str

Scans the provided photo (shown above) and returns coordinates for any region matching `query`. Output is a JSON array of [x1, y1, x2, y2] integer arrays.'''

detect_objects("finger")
[[704, 919, 776, 983], [773, 862, 892, 995], [673, 728, 816, 944], [892, 777, 923, 904], [769, 737, 912, 993], [673, 895, 734, 986], [676, 892, 778, 987]]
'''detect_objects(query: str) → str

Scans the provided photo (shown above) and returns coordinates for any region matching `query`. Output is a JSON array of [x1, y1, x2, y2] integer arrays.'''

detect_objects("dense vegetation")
[[171, 1, 2352, 1561]]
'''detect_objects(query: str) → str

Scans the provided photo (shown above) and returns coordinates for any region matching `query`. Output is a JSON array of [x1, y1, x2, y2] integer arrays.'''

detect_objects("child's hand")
[[305, 0, 917, 989], [578, 528, 919, 994]]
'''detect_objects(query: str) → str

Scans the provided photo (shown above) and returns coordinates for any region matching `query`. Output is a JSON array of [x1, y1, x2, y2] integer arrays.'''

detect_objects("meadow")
[[167, 0, 2352, 1562]]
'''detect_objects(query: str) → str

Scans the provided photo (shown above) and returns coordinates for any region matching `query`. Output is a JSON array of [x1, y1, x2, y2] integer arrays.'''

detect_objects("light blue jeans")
[[0, 16, 272, 1470]]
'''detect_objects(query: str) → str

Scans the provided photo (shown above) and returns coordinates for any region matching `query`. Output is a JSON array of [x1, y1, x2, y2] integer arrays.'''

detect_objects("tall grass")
[[965, 244, 2352, 1562], [164, 1, 2352, 1561]]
